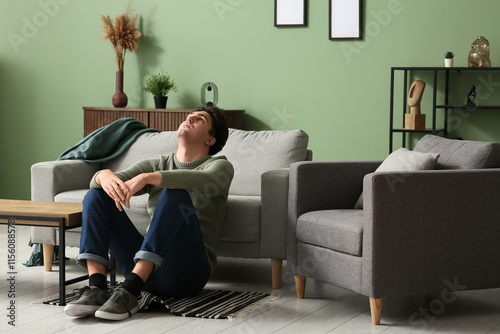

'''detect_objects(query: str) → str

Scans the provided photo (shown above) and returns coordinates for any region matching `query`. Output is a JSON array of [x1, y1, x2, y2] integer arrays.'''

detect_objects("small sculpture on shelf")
[[468, 36, 491, 67], [466, 85, 476, 107], [405, 80, 426, 130]]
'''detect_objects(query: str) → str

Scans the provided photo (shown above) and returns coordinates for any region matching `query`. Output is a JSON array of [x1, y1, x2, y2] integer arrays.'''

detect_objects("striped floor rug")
[[139, 289, 270, 319], [36, 289, 270, 320]]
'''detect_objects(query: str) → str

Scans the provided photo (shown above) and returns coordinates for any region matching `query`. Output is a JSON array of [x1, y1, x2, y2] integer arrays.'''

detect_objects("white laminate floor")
[[0, 226, 499, 334]]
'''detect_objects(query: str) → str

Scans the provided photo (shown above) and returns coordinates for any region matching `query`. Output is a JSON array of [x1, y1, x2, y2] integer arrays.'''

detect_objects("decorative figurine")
[[201, 82, 218, 107], [405, 80, 426, 130], [468, 36, 491, 67], [466, 85, 476, 107]]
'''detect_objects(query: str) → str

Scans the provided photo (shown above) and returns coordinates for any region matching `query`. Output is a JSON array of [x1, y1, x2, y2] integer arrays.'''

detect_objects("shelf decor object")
[[274, 0, 307, 27], [444, 51, 454, 68], [468, 36, 491, 67], [329, 0, 362, 40], [100, 4, 141, 107], [466, 85, 476, 107], [405, 80, 426, 130]]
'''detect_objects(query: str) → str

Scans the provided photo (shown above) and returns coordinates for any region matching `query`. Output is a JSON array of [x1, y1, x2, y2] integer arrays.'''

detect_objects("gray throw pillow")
[[354, 148, 440, 209], [413, 134, 500, 169]]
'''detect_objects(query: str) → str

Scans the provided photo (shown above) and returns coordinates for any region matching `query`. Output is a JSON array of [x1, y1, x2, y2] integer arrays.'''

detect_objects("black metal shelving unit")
[[389, 66, 500, 153]]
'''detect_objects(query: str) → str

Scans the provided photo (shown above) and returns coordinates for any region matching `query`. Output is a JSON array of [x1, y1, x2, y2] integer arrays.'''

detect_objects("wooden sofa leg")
[[43, 244, 54, 272], [271, 259, 282, 289], [369, 297, 383, 325], [295, 274, 306, 299]]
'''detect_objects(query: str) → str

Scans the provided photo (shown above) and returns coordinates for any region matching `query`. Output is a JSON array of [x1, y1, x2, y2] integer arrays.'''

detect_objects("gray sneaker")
[[94, 287, 139, 321], [64, 286, 111, 317]]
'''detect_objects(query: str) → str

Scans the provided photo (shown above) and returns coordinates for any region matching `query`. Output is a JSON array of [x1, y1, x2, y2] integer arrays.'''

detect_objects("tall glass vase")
[[112, 71, 128, 107]]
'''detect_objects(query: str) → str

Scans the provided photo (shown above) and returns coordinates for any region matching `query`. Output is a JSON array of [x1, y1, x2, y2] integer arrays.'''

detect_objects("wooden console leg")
[[43, 244, 54, 272], [369, 297, 383, 325], [295, 274, 306, 299], [271, 259, 282, 289]]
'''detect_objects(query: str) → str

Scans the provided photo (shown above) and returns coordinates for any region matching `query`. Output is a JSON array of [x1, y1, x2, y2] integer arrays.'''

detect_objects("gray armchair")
[[287, 135, 500, 325]]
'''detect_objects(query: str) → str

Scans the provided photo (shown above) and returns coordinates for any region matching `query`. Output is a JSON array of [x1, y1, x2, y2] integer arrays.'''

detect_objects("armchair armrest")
[[261, 168, 290, 259], [287, 160, 381, 272], [362, 169, 500, 297], [288, 160, 381, 219], [31, 160, 100, 201]]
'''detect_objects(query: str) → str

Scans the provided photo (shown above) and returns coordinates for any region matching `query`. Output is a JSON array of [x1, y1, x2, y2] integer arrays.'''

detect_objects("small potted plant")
[[144, 71, 178, 109], [444, 51, 454, 68]]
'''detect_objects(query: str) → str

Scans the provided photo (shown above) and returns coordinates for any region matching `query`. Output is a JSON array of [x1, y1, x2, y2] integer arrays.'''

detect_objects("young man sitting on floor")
[[64, 105, 234, 321]]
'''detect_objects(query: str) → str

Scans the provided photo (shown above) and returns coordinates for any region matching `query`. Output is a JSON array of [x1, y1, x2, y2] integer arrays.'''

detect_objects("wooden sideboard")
[[83, 107, 245, 136]]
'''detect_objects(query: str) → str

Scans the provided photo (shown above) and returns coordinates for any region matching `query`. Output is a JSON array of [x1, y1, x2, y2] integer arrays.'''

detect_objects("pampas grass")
[[100, 3, 141, 71]]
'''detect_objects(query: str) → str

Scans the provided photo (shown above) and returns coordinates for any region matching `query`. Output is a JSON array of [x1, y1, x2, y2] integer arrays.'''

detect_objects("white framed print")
[[329, 0, 362, 40], [275, 0, 307, 27]]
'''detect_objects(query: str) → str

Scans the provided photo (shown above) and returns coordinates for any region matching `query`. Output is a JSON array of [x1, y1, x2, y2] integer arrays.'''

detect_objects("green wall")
[[1, 0, 500, 200]]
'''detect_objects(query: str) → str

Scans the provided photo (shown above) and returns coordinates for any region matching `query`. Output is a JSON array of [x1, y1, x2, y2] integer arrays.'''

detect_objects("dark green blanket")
[[58, 117, 160, 162]]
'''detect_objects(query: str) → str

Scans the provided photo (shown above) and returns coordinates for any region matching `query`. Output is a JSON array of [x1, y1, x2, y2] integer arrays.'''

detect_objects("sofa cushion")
[[296, 209, 364, 257], [217, 129, 309, 196], [413, 135, 500, 169], [55, 190, 261, 244], [55, 190, 151, 235], [218, 195, 261, 243], [103, 129, 309, 197], [103, 131, 179, 172], [54, 189, 89, 203], [354, 148, 440, 209]]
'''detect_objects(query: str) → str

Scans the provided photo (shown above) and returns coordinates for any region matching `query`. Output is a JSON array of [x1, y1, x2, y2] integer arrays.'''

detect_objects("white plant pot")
[[445, 58, 454, 67]]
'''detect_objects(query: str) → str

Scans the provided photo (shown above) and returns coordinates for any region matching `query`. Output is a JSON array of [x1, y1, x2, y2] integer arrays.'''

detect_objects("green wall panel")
[[1, 0, 500, 199]]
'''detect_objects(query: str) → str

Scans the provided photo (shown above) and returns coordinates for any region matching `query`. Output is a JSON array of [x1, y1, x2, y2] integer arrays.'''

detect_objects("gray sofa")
[[287, 134, 500, 325], [31, 128, 311, 288]]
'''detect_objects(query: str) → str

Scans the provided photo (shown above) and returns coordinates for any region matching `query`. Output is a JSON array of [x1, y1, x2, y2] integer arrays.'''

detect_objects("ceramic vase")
[[112, 71, 128, 107]]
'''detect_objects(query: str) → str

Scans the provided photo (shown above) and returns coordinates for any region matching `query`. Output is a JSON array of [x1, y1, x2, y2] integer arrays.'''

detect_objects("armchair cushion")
[[355, 148, 440, 209], [413, 134, 500, 169], [296, 209, 363, 256]]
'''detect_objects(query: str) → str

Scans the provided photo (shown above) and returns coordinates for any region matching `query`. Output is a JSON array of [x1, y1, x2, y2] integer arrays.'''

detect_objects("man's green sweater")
[[90, 152, 234, 271]]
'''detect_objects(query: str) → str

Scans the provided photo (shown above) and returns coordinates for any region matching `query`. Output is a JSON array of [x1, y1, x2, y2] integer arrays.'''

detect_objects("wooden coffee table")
[[0, 199, 88, 306]]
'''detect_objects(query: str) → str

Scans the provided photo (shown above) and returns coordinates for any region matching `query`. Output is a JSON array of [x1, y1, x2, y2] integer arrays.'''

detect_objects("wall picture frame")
[[275, 0, 307, 27], [329, 0, 362, 40]]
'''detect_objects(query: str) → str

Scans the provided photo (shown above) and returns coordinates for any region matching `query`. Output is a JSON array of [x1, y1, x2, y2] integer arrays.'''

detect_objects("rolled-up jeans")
[[77, 188, 211, 297]]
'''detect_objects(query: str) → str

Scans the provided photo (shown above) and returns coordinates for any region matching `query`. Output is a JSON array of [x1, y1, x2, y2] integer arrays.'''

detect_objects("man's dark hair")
[[195, 105, 229, 155]]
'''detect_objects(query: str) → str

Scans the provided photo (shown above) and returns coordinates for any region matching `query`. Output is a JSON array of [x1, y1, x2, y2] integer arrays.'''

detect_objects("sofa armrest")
[[31, 160, 100, 201], [260, 168, 290, 259], [361, 169, 500, 297]]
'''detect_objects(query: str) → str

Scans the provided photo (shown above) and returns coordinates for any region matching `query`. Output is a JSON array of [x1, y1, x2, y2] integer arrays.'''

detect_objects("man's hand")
[[96, 170, 162, 211], [121, 173, 162, 209], [95, 169, 130, 211]]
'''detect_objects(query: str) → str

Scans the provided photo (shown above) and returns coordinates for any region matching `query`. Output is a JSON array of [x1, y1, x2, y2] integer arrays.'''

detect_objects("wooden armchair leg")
[[43, 244, 54, 272], [271, 259, 282, 289], [295, 274, 306, 299], [369, 297, 383, 325]]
